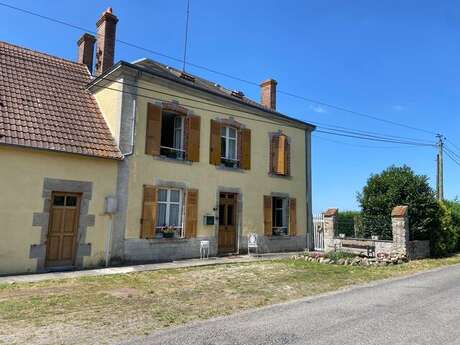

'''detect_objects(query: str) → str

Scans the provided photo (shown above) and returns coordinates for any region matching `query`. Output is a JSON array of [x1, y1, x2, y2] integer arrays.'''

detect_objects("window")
[[272, 197, 288, 236], [220, 126, 238, 167], [156, 188, 183, 237], [160, 112, 185, 160]]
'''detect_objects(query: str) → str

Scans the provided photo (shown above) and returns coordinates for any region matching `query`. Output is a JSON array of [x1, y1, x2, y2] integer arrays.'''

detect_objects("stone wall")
[[323, 206, 430, 260]]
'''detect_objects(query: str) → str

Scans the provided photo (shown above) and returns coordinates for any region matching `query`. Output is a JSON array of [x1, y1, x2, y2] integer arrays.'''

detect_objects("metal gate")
[[313, 213, 325, 251]]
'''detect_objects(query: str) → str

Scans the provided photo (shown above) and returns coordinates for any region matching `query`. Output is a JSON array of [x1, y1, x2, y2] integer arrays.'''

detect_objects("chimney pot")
[[260, 79, 277, 110], [77, 33, 96, 74], [95, 8, 119, 76]]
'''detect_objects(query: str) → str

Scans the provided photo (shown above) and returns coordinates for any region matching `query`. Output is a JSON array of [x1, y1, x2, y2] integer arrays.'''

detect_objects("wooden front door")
[[46, 192, 81, 268], [218, 192, 237, 254]]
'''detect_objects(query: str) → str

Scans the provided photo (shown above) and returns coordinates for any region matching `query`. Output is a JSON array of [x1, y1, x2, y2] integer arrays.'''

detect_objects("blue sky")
[[1, 0, 459, 212]]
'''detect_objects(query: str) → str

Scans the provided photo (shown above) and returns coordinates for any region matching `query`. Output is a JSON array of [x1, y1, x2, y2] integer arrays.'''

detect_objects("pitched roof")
[[0, 41, 123, 159], [91, 58, 315, 130]]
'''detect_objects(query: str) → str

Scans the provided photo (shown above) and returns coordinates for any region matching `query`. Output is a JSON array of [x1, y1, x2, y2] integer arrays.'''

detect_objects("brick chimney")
[[260, 79, 277, 110], [95, 7, 118, 76], [77, 33, 96, 74]]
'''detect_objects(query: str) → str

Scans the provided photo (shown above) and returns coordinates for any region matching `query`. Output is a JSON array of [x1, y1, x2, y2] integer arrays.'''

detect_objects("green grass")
[[1, 255, 460, 345]]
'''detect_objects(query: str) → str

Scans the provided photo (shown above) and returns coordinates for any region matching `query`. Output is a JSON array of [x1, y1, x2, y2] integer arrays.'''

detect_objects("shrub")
[[431, 201, 458, 257], [325, 251, 357, 261], [443, 199, 460, 251], [357, 165, 439, 241]]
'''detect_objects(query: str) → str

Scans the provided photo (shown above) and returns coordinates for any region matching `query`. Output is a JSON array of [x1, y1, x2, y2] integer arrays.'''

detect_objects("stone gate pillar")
[[324, 208, 338, 252], [391, 205, 409, 255]]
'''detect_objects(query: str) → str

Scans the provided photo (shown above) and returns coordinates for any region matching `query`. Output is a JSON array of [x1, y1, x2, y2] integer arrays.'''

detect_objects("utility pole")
[[436, 134, 444, 201]]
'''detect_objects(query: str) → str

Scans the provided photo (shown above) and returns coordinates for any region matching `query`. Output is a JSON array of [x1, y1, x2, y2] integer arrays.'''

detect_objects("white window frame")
[[156, 188, 184, 237], [272, 196, 288, 236], [173, 116, 184, 152], [221, 126, 238, 161]]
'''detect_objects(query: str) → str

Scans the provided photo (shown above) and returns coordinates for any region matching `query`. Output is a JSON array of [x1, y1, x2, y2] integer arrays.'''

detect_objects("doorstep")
[[0, 251, 303, 284]]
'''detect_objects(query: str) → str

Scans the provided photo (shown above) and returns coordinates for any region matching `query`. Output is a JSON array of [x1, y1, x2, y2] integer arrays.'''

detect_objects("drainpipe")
[[105, 214, 113, 267], [104, 195, 118, 266]]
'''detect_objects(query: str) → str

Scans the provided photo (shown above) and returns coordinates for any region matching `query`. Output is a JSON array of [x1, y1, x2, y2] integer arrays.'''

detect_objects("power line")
[[0, 0, 438, 136], [0, 55, 436, 148], [445, 139, 460, 154], [313, 134, 431, 149], [315, 130, 435, 147], [445, 145, 460, 160], [444, 148, 460, 168]]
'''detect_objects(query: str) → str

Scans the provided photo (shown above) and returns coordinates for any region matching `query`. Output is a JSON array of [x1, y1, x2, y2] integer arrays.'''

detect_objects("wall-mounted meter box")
[[104, 196, 117, 214], [203, 215, 215, 225]]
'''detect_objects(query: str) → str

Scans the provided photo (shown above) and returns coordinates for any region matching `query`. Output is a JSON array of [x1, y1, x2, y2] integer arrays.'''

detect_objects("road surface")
[[123, 264, 460, 345]]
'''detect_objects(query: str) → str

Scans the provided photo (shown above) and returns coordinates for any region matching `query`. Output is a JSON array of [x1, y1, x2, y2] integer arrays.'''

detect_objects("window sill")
[[268, 235, 294, 240], [216, 165, 245, 173], [153, 155, 193, 165], [268, 172, 292, 180], [140, 237, 190, 243]]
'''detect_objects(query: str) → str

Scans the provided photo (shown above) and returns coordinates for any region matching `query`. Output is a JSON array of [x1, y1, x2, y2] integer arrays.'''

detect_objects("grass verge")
[[1, 254, 459, 345]]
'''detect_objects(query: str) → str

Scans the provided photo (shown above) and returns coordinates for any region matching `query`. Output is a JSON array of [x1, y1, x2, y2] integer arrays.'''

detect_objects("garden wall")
[[323, 206, 430, 260]]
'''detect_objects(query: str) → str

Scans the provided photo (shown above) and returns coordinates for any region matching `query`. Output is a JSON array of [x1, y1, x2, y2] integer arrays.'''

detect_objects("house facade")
[[0, 8, 315, 275]]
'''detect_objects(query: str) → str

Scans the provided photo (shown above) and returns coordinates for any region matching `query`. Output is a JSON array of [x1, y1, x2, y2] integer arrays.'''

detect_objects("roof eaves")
[[88, 61, 316, 131]]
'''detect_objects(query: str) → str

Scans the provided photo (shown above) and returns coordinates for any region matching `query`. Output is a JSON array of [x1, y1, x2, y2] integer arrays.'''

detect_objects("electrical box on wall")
[[104, 196, 117, 214], [203, 215, 215, 225]]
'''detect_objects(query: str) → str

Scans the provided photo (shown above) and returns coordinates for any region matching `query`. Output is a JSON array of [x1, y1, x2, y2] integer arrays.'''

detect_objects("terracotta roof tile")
[[0, 41, 123, 159]]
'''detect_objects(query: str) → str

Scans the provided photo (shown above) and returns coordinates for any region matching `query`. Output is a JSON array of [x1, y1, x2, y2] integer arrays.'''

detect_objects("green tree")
[[432, 201, 458, 256], [444, 199, 460, 250], [357, 165, 439, 241]]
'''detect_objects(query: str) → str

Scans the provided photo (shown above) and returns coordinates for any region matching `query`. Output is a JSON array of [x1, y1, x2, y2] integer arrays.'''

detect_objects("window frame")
[[156, 187, 184, 237], [220, 126, 239, 166], [159, 111, 186, 160], [272, 196, 289, 236]]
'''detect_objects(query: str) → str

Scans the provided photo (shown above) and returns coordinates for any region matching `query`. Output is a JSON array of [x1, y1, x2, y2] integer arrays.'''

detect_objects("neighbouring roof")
[[91, 58, 315, 130], [0, 41, 123, 159]]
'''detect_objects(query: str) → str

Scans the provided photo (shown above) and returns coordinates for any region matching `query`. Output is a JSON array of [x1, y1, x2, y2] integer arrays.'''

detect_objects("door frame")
[[215, 188, 242, 255], [45, 191, 82, 269]]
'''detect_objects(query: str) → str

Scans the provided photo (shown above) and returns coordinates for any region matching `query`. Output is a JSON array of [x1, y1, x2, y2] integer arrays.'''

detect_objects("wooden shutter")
[[240, 128, 251, 170], [270, 135, 280, 173], [209, 120, 221, 165], [285, 138, 291, 176], [289, 198, 297, 236], [141, 185, 157, 239], [145, 103, 162, 156], [263, 195, 273, 236], [186, 115, 201, 162], [276, 135, 286, 175], [185, 189, 198, 238]]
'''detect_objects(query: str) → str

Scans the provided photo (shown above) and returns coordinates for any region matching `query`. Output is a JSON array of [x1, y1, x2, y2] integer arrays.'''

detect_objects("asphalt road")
[[124, 264, 460, 345]]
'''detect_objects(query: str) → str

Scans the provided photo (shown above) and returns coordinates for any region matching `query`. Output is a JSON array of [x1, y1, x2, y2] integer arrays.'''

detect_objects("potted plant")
[[162, 226, 176, 238]]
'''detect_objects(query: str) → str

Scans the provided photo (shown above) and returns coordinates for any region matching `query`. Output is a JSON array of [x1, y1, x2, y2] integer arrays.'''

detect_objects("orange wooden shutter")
[[289, 198, 297, 236], [270, 135, 280, 173], [145, 103, 162, 156], [141, 185, 157, 239], [186, 115, 201, 162], [209, 120, 221, 165], [240, 128, 251, 170], [263, 195, 273, 236], [276, 135, 286, 175], [185, 189, 198, 238], [285, 138, 291, 176]]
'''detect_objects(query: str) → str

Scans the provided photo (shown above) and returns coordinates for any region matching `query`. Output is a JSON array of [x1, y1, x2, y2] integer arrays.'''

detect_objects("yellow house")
[[0, 8, 315, 274], [0, 40, 121, 275]]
